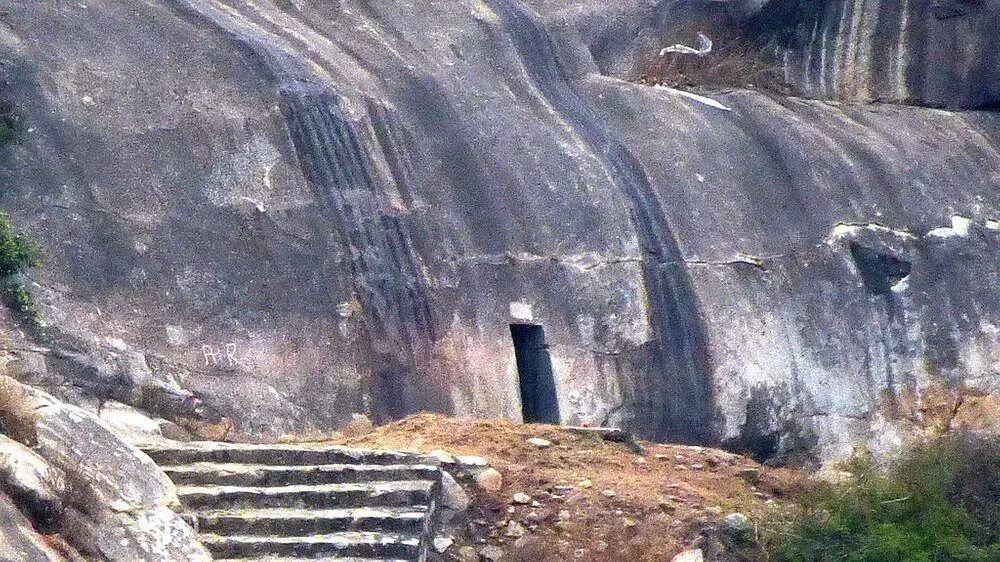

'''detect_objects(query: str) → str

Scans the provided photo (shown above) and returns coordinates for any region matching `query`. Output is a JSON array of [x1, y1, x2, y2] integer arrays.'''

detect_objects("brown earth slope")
[[327, 414, 806, 561]]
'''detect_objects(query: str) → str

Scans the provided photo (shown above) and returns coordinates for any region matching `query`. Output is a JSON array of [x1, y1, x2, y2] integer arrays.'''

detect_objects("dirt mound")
[[330, 414, 805, 561]]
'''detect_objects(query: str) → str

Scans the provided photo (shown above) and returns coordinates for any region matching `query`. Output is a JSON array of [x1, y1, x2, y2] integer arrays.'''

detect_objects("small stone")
[[671, 548, 704, 562], [440, 471, 470, 512], [339, 413, 373, 438], [530, 500, 541, 508], [456, 455, 489, 467], [479, 545, 505, 561], [504, 520, 527, 538], [512, 492, 532, 504], [723, 512, 752, 535], [602, 489, 617, 498], [577, 479, 593, 489], [635, 457, 647, 464], [812, 469, 854, 485], [433, 536, 454, 553], [427, 449, 456, 464], [557, 510, 571, 521], [690, 463, 704, 470], [475, 468, 504, 493], [456, 545, 479, 562], [527, 437, 552, 448]]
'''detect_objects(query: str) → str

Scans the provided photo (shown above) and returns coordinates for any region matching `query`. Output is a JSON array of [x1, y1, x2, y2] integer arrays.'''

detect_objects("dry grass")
[[0, 373, 38, 444], [637, 21, 791, 95]]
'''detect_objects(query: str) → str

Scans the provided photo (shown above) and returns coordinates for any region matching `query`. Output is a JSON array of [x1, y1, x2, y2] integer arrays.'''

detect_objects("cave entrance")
[[510, 324, 560, 424]]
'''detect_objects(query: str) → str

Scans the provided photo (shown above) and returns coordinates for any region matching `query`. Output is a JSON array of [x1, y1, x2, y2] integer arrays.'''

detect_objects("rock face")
[[760, 0, 1000, 109], [0, 491, 64, 562], [0, 434, 65, 525], [0, 0, 997, 462]]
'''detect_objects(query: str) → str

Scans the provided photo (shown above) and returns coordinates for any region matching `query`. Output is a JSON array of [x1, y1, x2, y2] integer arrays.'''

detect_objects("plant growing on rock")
[[0, 212, 41, 323], [638, 21, 791, 94]]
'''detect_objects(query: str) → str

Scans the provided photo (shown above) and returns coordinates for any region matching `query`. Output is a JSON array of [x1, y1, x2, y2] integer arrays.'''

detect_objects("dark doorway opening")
[[510, 324, 560, 424]]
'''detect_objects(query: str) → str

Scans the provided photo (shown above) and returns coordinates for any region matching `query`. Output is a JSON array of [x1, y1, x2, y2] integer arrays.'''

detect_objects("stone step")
[[142, 443, 431, 467], [199, 531, 421, 559], [177, 481, 436, 511], [193, 507, 429, 536], [162, 462, 441, 487]]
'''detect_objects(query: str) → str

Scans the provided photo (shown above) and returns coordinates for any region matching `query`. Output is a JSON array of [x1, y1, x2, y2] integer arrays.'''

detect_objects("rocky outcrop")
[[0, 377, 210, 561], [0, 491, 64, 562], [32, 398, 211, 560], [0, 434, 65, 526], [0, 0, 996, 463]]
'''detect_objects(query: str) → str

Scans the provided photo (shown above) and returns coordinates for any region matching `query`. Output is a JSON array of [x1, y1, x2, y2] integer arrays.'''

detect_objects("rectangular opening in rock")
[[510, 323, 560, 424]]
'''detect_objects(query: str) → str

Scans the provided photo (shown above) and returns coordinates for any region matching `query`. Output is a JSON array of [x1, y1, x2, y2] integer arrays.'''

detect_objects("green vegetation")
[[0, 101, 41, 324], [765, 434, 1000, 562], [0, 212, 41, 321]]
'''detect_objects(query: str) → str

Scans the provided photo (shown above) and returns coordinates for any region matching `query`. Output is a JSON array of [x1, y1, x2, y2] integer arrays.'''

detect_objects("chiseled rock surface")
[[0, 0, 996, 463], [0, 491, 64, 562]]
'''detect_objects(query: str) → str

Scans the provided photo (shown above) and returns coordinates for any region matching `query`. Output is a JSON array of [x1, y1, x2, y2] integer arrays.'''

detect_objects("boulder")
[[33, 401, 176, 512], [98, 401, 164, 445], [441, 471, 469, 510], [0, 492, 64, 561], [0, 434, 65, 525], [31, 400, 211, 561], [79, 506, 210, 562]]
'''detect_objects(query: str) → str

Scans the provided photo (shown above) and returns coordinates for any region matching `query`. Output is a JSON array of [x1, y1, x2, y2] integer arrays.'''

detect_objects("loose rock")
[[475, 468, 504, 493], [671, 548, 705, 562], [512, 492, 531, 504], [504, 520, 527, 538], [479, 545, 505, 561], [526, 437, 551, 448], [723, 512, 753, 535], [433, 536, 454, 553]]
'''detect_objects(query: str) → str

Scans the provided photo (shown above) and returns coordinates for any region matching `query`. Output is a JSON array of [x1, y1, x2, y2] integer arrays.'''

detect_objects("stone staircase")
[[140, 442, 448, 562]]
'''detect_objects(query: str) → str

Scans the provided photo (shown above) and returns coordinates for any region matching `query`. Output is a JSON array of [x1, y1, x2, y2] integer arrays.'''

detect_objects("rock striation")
[[0, 0, 996, 463]]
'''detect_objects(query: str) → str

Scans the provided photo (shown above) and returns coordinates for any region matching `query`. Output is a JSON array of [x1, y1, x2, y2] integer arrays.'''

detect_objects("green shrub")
[[0, 212, 41, 322], [766, 434, 1000, 562]]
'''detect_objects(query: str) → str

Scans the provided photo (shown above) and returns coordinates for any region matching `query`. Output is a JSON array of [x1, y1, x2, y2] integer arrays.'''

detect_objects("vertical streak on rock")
[[487, 0, 714, 443], [283, 94, 436, 388], [804, 17, 821, 91], [818, 3, 835, 95], [895, 0, 912, 101]]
